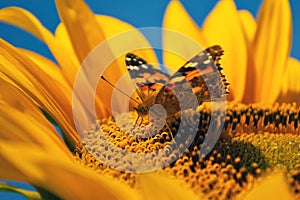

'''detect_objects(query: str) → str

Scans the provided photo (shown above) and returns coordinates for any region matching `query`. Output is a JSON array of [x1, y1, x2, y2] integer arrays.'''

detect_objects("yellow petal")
[[277, 58, 300, 104], [56, 0, 155, 117], [55, 0, 106, 63], [238, 10, 257, 46], [0, 81, 69, 181], [202, 0, 248, 101], [95, 15, 159, 117], [0, 79, 70, 155], [0, 155, 27, 181], [253, 0, 292, 103], [238, 10, 257, 103], [19, 49, 69, 87], [163, 0, 208, 70], [0, 39, 80, 148], [55, 14, 158, 118], [0, 7, 79, 85], [0, 142, 142, 200], [282, 58, 300, 94], [138, 172, 199, 200], [241, 172, 294, 200], [95, 15, 158, 65]]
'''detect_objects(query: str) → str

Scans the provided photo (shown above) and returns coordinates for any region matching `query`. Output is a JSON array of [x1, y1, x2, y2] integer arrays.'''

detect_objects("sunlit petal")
[[163, 0, 208, 70], [238, 10, 257, 102], [0, 79, 70, 154], [0, 80, 141, 199], [19, 49, 69, 90], [0, 39, 80, 148], [55, 14, 158, 76], [55, 0, 106, 63], [0, 143, 142, 200], [202, 0, 248, 101], [0, 7, 79, 85], [277, 58, 300, 104], [253, 0, 292, 103], [55, 13, 158, 118], [238, 10, 257, 46], [241, 172, 294, 200], [138, 172, 199, 200], [282, 58, 300, 94]]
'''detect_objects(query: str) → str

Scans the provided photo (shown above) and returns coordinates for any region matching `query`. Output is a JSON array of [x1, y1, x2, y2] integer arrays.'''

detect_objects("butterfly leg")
[[131, 114, 140, 134], [165, 121, 175, 143]]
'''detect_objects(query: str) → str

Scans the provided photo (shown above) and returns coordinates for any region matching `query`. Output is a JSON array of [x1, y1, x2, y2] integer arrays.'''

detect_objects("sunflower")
[[0, 0, 299, 199]]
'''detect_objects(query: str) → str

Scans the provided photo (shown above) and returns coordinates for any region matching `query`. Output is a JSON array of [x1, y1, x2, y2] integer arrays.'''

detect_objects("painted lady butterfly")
[[125, 45, 229, 126]]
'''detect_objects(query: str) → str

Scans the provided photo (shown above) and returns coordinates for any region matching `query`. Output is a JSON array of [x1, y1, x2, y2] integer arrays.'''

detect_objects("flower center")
[[74, 102, 300, 199]]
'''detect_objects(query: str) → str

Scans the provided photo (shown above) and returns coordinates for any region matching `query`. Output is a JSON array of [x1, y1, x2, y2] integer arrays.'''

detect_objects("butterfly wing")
[[125, 53, 170, 87], [157, 45, 229, 116], [125, 46, 229, 116], [125, 53, 171, 104]]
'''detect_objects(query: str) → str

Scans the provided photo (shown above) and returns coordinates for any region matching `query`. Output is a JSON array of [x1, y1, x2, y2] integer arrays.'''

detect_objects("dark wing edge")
[[204, 45, 230, 95], [165, 45, 230, 104], [125, 53, 171, 87]]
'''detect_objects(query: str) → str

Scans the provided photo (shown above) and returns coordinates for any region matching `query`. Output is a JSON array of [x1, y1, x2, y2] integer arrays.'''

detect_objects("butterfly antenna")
[[100, 76, 141, 105]]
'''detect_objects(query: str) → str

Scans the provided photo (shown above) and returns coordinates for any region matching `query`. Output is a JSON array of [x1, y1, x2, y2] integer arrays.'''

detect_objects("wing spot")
[[203, 59, 211, 65], [185, 62, 198, 68], [141, 64, 148, 69], [128, 65, 139, 70]]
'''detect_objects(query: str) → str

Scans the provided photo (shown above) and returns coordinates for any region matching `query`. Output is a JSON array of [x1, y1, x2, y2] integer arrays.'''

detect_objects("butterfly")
[[125, 45, 229, 129]]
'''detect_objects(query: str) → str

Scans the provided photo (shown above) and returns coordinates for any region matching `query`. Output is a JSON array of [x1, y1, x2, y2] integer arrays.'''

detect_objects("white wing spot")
[[133, 66, 139, 70], [141, 64, 148, 69], [203, 59, 211, 65], [185, 62, 198, 68]]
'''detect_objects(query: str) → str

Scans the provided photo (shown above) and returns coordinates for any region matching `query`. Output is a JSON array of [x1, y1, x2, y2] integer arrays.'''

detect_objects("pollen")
[[74, 102, 300, 199]]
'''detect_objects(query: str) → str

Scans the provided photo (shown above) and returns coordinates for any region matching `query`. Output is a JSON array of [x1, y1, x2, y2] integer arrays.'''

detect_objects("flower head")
[[0, 0, 299, 199]]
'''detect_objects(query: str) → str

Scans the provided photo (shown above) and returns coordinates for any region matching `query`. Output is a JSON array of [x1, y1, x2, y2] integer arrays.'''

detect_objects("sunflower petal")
[[0, 83, 72, 180], [19, 49, 69, 87], [238, 10, 257, 103], [0, 39, 80, 148], [282, 58, 300, 94], [163, 0, 208, 70], [277, 58, 300, 104], [138, 172, 199, 200], [202, 0, 248, 101], [55, 0, 107, 63], [55, 11, 158, 118], [0, 40, 142, 200], [253, 0, 292, 103], [0, 79, 71, 154], [0, 6, 79, 85], [0, 142, 142, 200], [238, 10, 257, 46], [0, 81, 68, 181], [241, 172, 294, 200]]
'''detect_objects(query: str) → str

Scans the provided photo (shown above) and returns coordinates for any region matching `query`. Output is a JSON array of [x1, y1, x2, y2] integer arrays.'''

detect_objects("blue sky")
[[0, 0, 300, 61], [0, 0, 300, 199]]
